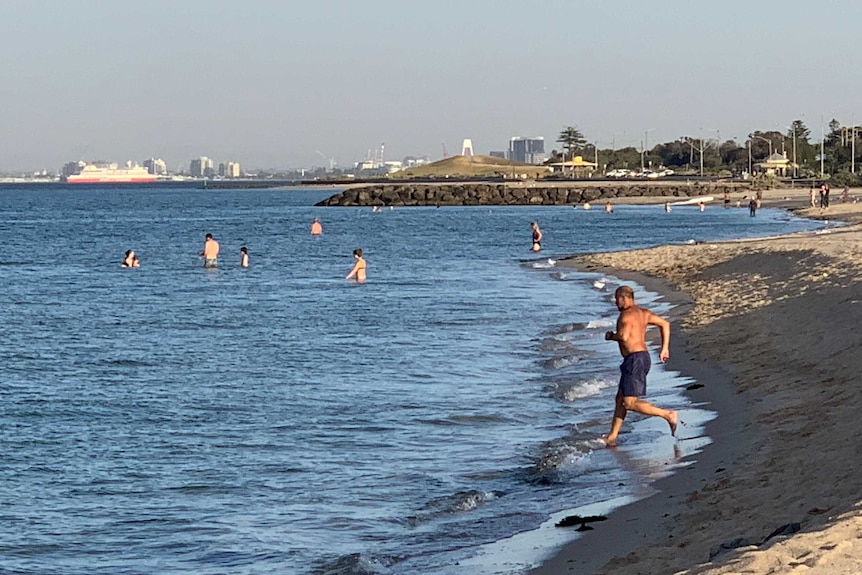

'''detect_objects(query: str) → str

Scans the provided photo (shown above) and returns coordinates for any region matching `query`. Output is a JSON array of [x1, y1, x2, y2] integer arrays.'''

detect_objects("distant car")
[[634, 170, 658, 178], [605, 169, 629, 178], [659, 169, 675, 177]]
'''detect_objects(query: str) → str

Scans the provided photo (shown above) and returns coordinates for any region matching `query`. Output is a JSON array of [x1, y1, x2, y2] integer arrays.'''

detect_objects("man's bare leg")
[[623, 397, 678, 436], [605, 401, 627, 447]]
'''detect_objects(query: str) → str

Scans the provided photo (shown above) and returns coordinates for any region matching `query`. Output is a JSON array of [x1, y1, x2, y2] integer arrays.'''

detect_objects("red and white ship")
[[64, 162, 157, 184]]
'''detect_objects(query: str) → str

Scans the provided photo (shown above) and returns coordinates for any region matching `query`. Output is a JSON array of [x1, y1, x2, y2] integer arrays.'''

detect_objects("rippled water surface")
[[0, 187, 822, 574]]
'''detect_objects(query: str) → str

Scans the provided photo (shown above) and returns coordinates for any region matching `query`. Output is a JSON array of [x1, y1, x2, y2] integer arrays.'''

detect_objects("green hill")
[[396, 155, 549, 179]]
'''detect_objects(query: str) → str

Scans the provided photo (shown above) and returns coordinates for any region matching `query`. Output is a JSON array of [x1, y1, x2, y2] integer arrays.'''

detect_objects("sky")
[[2, 0, 861, 172]]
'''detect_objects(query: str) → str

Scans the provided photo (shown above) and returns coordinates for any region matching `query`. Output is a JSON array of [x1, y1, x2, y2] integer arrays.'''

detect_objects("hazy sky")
[[2, 0, 861, 172]]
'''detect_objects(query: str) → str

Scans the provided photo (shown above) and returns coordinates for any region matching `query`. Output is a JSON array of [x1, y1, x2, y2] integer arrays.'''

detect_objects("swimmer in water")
[[530, 221, 542, 252], [346, 248, 366, 283], [240, 246, 249, 268], [310, 218, 323, 235], [122, 250, 140, 268], [200, 233, 220, 267]]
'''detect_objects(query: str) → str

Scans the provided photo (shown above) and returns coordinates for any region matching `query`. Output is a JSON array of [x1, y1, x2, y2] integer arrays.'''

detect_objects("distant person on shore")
[[122, 250, 140, 268], [311, 218, 323, 235], [842, 185, 850, 203], [810, 185, 817, 208], [603, 285, 677, 447], [819, 185, 826, 208], [240, 246, 249, 268], [723, 191, 730, 208], [664, 201, 671, 212], [824, 184, 830, 208], [736, 199, 741, 208], [605, 202, 614, 213], [698, 201, 705, 212], [346, 248, 366, 283], [530, 222, 542, 252], [200, 233, 220, 267], [749, 197, 757, 217]]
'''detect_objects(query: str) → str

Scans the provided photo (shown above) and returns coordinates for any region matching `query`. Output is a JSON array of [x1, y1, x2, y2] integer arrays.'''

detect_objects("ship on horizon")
[[63, 161, 157, 184]]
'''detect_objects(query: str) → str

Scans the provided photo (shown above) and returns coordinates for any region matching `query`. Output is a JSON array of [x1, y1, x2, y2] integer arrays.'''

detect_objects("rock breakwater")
[[315, 182, 750, 207]]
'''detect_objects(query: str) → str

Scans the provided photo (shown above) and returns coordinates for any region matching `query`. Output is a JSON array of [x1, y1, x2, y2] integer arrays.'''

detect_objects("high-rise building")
[[509, 137, 545, 164], [143, 158, 167, 175], [226, 162, 240, 178], [190, 156, 214, 177]]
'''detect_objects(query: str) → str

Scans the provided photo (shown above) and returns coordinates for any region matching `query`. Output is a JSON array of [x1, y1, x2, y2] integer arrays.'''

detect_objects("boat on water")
[[670, 195, 714, 206], [64, 162, 157, 184]]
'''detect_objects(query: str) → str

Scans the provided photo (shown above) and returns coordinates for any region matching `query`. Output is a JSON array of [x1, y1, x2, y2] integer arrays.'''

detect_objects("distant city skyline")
[[2, 1, 862, 172]]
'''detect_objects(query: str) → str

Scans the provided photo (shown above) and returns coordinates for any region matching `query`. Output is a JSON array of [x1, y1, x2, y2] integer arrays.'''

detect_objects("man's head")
[[614, 285, 635, 310], [205, 233, 213, 240]]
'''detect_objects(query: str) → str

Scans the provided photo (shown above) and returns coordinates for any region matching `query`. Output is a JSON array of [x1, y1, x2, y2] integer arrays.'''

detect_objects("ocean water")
[[0, 187, 823, 575]]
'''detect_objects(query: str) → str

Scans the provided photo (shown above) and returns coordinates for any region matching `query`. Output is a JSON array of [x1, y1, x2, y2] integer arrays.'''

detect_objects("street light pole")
[[752, 135, 773, 157], [820, 125, 826, 178], [748, 139, 752, 176]]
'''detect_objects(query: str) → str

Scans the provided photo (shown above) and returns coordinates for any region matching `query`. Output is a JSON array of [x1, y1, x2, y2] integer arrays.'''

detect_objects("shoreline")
[[531, 188, 862, 574]]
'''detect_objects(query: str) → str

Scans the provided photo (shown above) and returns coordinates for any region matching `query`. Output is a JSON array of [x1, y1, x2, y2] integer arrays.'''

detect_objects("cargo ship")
[[64, 162, 157, 184]]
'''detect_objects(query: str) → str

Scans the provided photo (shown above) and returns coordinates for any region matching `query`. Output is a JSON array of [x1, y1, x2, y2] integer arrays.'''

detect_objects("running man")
[[603, 285, 678, 446], [200, 233, 220, 267], [530, 222, 542, 252], [346, 248, 366, 283]]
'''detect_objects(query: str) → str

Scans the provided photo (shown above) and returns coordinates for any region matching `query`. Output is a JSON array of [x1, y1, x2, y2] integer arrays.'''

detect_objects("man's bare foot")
[[602, 437, 618, 448], [667, 411, 678, 436]]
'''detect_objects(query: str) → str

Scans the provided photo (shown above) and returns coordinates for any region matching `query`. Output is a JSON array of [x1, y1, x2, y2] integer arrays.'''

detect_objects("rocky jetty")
[[315, 182, 750, 207]]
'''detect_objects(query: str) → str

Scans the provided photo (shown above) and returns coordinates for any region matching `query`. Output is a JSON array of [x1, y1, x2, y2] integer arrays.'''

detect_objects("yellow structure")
[[550, 155, 598, 176], [756, 152, 797, 177]]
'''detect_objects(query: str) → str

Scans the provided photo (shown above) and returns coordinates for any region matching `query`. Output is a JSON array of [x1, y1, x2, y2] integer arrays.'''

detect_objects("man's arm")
[[648, 312, 670, 362]]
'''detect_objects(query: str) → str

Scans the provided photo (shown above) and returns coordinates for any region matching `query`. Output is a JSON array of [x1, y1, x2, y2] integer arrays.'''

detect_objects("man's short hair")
[[615, 285, 635, 299], [205, 233, 213, 239]]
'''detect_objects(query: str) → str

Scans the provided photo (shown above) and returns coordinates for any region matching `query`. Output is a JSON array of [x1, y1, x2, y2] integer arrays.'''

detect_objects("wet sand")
[[532, 187, 862, 574]]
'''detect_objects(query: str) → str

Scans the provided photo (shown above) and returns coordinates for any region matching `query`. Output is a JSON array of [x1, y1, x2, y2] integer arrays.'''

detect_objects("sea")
[[0, 186, 825, 575]]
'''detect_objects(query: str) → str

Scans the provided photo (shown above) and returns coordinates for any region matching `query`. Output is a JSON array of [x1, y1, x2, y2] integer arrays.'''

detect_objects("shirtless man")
[[603, 285, 678, 446], [346, 248, 366, 283], [200, 233, 220, 267], [239, 246, 249, 268], [310, 218, 323, 235]]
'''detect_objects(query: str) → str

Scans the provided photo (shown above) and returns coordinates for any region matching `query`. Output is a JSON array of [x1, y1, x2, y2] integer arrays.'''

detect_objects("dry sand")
[[531, 187, 862, 574]]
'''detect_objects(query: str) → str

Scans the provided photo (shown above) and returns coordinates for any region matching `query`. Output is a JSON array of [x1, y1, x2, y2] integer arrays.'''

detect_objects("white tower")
[[461, 139, 474, 157]]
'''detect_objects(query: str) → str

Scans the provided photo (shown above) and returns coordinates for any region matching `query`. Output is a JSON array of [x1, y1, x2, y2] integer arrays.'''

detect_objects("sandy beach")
[[532, 187, 862, 574]]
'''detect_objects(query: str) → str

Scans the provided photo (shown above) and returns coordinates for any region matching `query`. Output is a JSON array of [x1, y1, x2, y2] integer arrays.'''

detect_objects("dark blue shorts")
[[619, 351, 651, 397]]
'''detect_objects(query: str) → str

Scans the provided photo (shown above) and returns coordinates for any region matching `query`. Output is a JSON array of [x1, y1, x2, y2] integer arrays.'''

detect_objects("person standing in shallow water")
[[239, 246, 249, 268], [603, 285, 678, 447], [345, 248, 366, 283], [530, 222, 542, 252], [200, 233, 220, 267], [310, 218, 323, 235]]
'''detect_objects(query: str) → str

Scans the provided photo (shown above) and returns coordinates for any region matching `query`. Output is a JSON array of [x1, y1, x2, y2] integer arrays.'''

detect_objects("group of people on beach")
[[121, 217, 367, 283]]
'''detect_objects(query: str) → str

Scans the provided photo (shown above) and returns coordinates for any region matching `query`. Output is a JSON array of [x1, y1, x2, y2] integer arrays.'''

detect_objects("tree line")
[[554, 120, 862, 183]]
